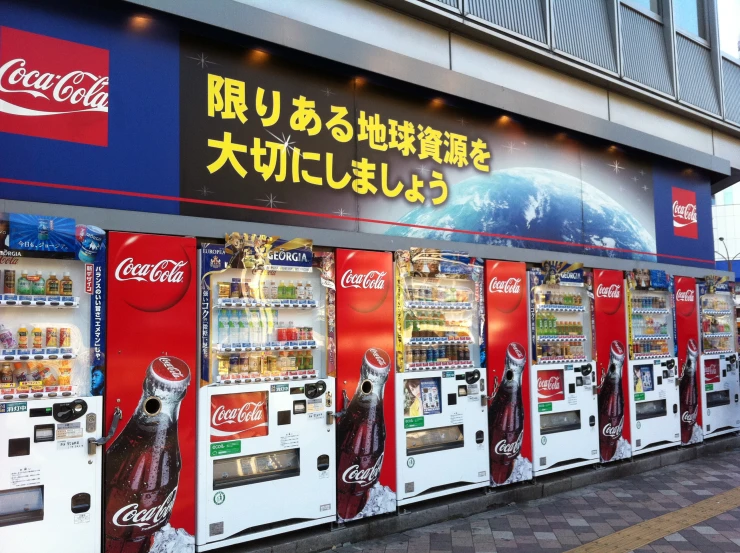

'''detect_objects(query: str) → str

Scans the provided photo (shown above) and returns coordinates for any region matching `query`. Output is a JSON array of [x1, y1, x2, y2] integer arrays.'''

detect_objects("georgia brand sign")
[[537, 369, 565, 402], [0, 26, 109, 146], [210, 392, 268, 442], [672, 187, 698, 239]]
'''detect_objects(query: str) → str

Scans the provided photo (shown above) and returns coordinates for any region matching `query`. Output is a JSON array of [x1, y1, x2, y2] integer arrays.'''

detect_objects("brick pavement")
[[324, 449, 740, 553]]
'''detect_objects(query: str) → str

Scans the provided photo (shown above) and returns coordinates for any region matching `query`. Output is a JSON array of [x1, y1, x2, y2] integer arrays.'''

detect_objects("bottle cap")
[[147, 356, 191, 392], [63, 272, 70, 277], [363, 348, 392, 377]]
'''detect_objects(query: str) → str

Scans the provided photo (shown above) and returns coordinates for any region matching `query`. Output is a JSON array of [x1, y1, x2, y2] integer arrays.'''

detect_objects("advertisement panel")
[[537, 370, 565, 402], [485, 260, 531, 486], [105, 232, 197, 552], [335, 249, 396, 522], [593, 270, 630, 462], [210, 391, 269, 442], [674, 276, 702, 445]]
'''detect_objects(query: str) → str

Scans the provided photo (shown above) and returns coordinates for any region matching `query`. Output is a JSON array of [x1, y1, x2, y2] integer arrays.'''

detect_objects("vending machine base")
[[395, 369, 489, 507], [0, 396, 103, 553], [700, 354, 740, 440], [531, 363, 599, 477], [628, 358, 681, 456], [196, 378, 336, 551]]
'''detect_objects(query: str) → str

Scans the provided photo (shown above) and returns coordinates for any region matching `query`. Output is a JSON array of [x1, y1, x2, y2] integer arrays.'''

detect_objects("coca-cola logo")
[[672, 187, 699, 239], [537, 371, 564, 401], [674, 279, 696, 318], [596, 284, 620, 299], [150, 357, 190, 383], [341, 452, 384, 487], [507, 342, 526, 362], [210, 392, 268, 441], [493, 432, 523, 459], [0, 26, 109, 146], [338, 254, 391, 313], [704, 359, 720, 383], [595, 272, 623, 316], [111, 487, 177, 530], [111, 234, 192, 312], [486, 262, 524, 313], [539, 377, 561, 391], [602, 416, 623, 439], [681, 409, 697, 425]]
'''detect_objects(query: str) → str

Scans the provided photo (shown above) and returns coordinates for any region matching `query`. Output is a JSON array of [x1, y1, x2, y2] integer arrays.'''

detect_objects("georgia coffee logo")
[[0, 26, 109, 146], [112, 235, 192, 312], [111, 487, 177, 530], [602, 416, 624, 439], [674, 282, 696, 318], [493, 431, 523, 459], [341, 452, 384, 487], [340, 255, 390, 313], [487, 262, 524, 313]]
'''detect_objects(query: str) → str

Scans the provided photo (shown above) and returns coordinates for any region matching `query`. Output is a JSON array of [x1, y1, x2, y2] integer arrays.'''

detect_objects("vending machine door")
[[0, 396, 103, 553], [700, 354, 740, 437]]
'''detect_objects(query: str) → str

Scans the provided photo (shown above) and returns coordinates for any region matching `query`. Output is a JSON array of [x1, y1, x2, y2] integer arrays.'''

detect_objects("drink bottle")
[[598, 340, 625, 462], [489, 342, 526, 484], [104, 357, 190, 553], [336, 348, 391, 520], [679, 339, 699, 444]]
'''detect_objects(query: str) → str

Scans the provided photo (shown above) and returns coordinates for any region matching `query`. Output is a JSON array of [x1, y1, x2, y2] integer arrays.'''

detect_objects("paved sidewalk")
[[324, 449, 740, 553]]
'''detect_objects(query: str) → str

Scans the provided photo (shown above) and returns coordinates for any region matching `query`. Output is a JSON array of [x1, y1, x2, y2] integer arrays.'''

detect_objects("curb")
[[221, 433, 740, 553]]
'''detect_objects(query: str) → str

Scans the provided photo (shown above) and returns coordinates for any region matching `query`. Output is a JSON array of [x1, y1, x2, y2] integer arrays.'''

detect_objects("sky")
[[718, 0, 740, 58]]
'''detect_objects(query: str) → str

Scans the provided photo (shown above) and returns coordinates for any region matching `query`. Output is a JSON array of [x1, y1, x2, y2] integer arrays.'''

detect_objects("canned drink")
[[230, 279, 241, 299], [229, 354, 240, 372], [58, 362, 72, 386], [3, 270, 15, 294], [59, 327, 71, 348], [0, 363, 12, 384], [217, 282, 230, 298], [217, 356, 229, 376], [77, 225, 105, 263], [46, 328, 59, 348]]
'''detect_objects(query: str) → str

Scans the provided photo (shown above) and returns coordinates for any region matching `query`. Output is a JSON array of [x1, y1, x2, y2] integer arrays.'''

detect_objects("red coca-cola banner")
[[593, 270, 630, 462], [106, 232, 197, 551], [485, 260, 531, 486], [210, 392, 268, 442], [674, 276, 701, 443], [537, 369, 565, 402], [704, 359, 720, 384], [335, 249, 396, 521]]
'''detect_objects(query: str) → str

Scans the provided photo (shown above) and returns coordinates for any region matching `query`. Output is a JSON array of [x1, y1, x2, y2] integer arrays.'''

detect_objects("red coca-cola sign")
[[672, 187, 698, 239], [0, 26, 109, 146], [537, 369, 564, 402], [111, 234, 192, 312], [487, 262, 524, 313], [674, 278, 697, 318], [595, 282, 622, 316], [210, 392, 268, 442], [704, 359, 720, 384], [338, 252, 391, 313]]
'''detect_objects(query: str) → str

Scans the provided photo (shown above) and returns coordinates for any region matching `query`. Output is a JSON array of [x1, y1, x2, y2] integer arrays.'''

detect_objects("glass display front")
[[532, 285, 590, 364], [700, 291, 735, 354], [628, 289, 673, 360], [405, 425, 464, 455], [213, 448, 300, 488]]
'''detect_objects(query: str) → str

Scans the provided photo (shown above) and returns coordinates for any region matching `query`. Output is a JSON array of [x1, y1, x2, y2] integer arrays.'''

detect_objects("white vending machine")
[[698, 276, 740, 438], [196, 236, 336, 550], [0, 213, 107, 553], [394, 249, 488, 507], [625, 271, 681, 454], [529, 263, 599, 476]]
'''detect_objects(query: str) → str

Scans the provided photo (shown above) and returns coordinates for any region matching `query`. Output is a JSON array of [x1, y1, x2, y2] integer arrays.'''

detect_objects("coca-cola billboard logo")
[[671, 187, 699, 239], [594, 271, 624, 316], [111, 487, 177, 530], [493, 432, 523, 459], [674, 281, 697, 318], [112, 236, 192, 313], [339, 255, 390, 313], [487, 262, 524, 313], [537, 370, 565, 402], [341, 452, 384, 487], [210, 392, 268, 442], [602, 416, 624, 439], [0, 26, 109, 146]]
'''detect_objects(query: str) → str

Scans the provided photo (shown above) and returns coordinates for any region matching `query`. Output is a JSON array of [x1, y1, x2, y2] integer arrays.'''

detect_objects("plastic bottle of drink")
[[228, 310, 239, 347], [288, 281, 296, 299], [489, 343, 526, 485], [46, 273, 60, 295], [61, 272, 74, 296], [17, 271, 31, 295], [679, 339, 699, 444], [598, 341, 625, 462], [31, 271, 45, 295], [104, 357, 190, 553], [278, 281, 286, 300], [336, 348, 391, 520], [238, 310, 248, 345]]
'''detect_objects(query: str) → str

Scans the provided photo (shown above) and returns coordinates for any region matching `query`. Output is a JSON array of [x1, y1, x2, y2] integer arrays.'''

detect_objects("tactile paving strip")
[[564, 486, 740, 553]]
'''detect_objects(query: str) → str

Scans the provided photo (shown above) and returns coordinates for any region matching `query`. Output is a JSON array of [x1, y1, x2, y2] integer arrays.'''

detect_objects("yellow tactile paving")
[[564, 486, 740, 553]]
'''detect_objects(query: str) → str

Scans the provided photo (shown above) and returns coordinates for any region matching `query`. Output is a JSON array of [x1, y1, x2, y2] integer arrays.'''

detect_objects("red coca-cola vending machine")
[[196, 235, 337, 549], [105, 232, 198, 553], [592, 270, 631, 463], [528, 262, 598, 476], [334, 249, 396, 522], [696, 276, 740, 438], [674, 275, 702, 445], [485, 261, 532, 487]]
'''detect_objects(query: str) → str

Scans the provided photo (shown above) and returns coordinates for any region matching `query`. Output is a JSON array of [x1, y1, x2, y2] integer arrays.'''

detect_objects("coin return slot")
[[317, 454, 330, 471], [0, 485, 43, 527], [540, 410, 581, 435], [406, 424, 464, 455], [635, 399, 667, 420], [213, 448, 300, 489], [71, 492, 90, 514]]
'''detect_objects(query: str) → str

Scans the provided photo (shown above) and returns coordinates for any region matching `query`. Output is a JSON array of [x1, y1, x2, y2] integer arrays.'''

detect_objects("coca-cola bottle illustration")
[[679, 339, 699, 444], [336, 348, 390, 520], [105, 357, 191, 553], [488, 342, 527, 485], [598, 340, 625, 462]]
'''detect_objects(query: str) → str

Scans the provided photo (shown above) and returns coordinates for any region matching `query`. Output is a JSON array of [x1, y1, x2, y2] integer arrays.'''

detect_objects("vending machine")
[[0, 213, 106, 553], [624, 270, 680, 455], [528, 262, 598, 476], [697, 275, 740, 438], [394, 249, 488, 507], [196, 235, 336, 550]]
